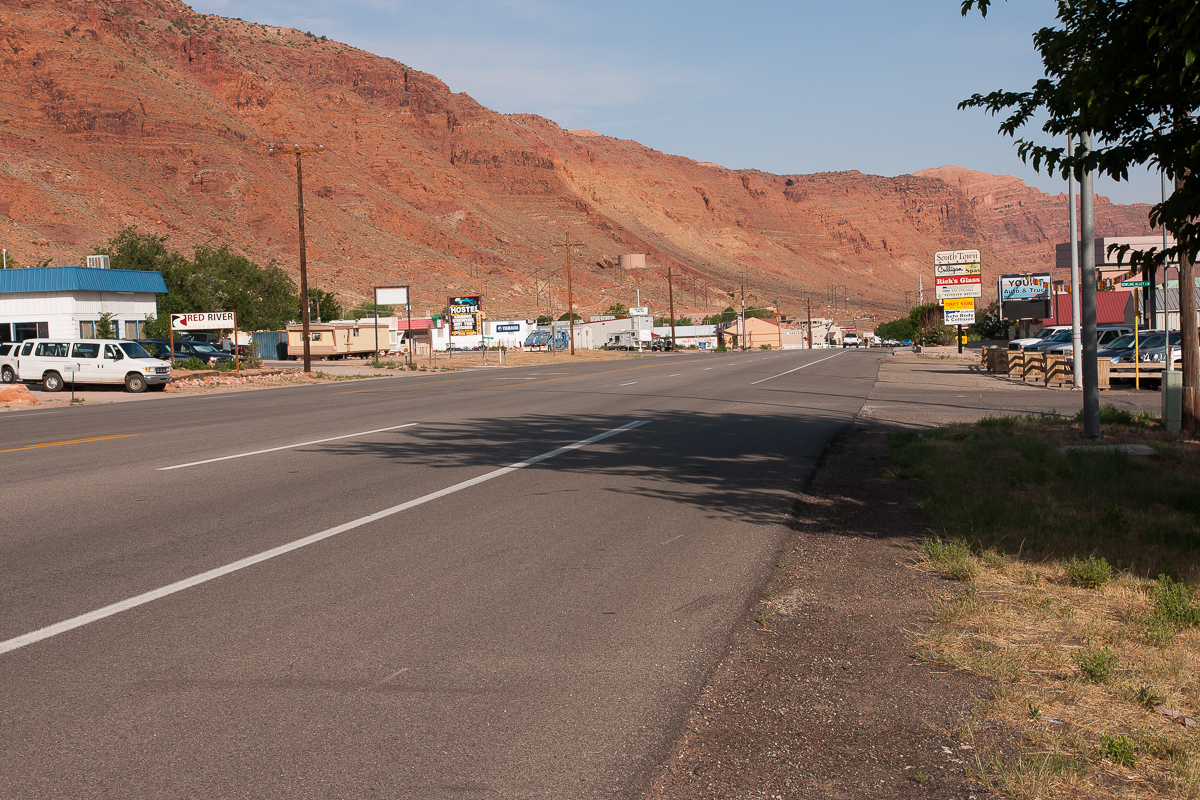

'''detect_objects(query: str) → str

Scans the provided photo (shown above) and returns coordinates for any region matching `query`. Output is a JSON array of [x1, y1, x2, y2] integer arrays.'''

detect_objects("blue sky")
[[188, 0, 1162, 206]]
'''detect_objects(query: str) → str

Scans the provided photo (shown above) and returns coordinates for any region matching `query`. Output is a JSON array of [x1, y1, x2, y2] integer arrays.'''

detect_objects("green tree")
[[94, 229, 298, 331], [301, 288, 340, 322], [967, 300, 1010, 341], [142, 314, 169, 339], [605, 302, 628, 317], [95, 312, 116, 339], [909, 303, 952, 346], [875, 317, 916, 343], [676, 316, 694, 326], [536, 314, 553, 325], [557, 311, 582, 322]]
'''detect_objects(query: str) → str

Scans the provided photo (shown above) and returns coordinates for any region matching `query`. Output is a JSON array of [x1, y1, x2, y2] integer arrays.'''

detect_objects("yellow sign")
[[942, 297, 975, 311]]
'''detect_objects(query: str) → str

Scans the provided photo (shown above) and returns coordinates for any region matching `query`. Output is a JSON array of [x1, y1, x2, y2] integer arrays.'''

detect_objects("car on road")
[[842, 333, 861, 348], [9, 338, 171, 392]]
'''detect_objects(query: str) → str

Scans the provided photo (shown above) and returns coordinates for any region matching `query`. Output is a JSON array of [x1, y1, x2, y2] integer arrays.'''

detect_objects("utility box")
[[1162, 369, 1182, 432]]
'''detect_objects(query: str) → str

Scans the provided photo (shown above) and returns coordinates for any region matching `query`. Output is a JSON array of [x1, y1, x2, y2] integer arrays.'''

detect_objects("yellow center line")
[[479, 358, 708, 389], [0, 434, 139, 454]]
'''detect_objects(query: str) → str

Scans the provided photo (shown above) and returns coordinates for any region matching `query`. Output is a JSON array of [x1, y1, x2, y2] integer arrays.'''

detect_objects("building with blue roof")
[[0, 264, 168, 343]]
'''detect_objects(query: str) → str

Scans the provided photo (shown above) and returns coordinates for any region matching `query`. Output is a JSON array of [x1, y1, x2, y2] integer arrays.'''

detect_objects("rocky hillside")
[[0, 0, 1155, 319]]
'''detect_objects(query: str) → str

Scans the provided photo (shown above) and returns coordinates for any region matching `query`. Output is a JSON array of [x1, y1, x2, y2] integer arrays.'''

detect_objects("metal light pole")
[[1080, 133, 1101, 438], [1069, 135, 1082, 388]]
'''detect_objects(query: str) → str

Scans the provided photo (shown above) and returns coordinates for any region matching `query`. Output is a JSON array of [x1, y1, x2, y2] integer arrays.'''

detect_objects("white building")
[[0, 265, 168, 344]]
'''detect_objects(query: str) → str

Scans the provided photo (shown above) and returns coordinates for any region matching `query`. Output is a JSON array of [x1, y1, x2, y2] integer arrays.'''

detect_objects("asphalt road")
[[0, 349, 882, 799]]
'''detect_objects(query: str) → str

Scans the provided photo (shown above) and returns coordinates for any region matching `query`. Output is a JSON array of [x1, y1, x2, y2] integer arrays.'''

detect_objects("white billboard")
[[375, 285, 409, 305]]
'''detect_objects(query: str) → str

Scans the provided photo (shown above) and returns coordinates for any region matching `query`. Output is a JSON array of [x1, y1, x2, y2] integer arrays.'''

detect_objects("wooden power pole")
[[268, 142, 325, 373], [553, 230, 584, 354], [667, 264, 677, 352]]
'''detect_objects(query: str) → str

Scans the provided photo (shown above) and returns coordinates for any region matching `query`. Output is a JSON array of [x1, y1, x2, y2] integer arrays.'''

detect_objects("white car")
[[10, 338, 172, 392]]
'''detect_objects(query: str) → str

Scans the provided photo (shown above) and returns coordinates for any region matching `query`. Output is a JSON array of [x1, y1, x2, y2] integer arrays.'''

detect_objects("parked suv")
[[11, 339, 171, 392]]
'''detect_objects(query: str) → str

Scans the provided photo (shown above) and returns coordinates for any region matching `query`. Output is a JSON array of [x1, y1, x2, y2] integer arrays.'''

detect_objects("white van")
[[12, 339, 172, 393]]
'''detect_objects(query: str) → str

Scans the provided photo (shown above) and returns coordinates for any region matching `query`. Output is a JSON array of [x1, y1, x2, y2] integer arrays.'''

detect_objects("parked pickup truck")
[[842, 333, 861, 348]]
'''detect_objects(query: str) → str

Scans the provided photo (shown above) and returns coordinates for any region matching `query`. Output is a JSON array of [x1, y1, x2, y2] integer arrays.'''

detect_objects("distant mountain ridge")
[[0, 0, 1155, 318]]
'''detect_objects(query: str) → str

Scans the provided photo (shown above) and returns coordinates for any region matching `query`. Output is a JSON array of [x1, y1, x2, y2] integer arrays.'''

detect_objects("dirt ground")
[[639, 428, 1008, 800]]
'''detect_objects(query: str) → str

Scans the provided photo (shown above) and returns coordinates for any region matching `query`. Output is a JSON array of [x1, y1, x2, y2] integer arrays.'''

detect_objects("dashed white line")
[[159, 423, 419, 471], [750, 351, 845, 385], [669, 373, 681, 377], [0, 420, 651, 656], [619, 381, 638, 386]]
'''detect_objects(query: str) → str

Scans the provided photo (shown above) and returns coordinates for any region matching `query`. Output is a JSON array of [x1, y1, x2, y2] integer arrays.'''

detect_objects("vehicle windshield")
[[1035, 327, 1064, 340], [1137, 333, 1168, 349], [119, 342, 152, 359], [190, 343, 222, 353], [1104, 333, 1140, 350], [1043, 328, 1073, 343]]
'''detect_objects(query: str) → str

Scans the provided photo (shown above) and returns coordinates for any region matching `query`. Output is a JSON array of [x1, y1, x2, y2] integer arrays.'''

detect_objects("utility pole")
[[806, 298, 813, 349], [553, 230, 583, 355], [268, 142, 325, 373], [739, 271, 747, 350], [667, 264, 677, 352]]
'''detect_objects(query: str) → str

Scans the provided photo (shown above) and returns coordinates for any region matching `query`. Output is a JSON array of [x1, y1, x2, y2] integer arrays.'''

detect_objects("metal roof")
[[0, 266, 168, 294], [1042, 290, 1133, 325]]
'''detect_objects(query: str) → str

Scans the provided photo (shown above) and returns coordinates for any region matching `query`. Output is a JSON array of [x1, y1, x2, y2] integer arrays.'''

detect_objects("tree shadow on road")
[[320, 408, 856, 528]]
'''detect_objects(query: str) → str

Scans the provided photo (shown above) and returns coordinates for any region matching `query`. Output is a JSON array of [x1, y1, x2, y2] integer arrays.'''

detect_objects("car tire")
[[43, 371, 64, 392], [124, 373, 148, 393], [0, 365, 14, 383]]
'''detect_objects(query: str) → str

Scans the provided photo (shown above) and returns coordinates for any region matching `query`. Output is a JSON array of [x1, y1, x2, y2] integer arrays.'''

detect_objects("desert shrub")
[[1067, 556, 1113, 589]]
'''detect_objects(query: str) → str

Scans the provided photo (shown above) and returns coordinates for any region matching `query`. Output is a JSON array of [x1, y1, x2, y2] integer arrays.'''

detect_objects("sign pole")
[[957, 324, 963, 354], [373, 286, 379, 367], [406, 288, 413, 367], [233, 312, 240, 372]]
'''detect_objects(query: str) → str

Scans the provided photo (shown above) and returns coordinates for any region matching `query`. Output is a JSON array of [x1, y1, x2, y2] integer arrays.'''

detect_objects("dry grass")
[[894, 411, 1200, 799], [914, 555, 1200, 798]]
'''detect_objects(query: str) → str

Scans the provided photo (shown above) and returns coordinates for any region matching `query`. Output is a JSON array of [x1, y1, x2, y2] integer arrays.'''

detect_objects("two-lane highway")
[[0, 349, 882, 799]]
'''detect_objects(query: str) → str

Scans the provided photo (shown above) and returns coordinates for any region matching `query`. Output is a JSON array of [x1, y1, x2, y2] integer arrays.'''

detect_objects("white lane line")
[[669, 373, 681, 377], [660, 534, 685, 545], [1, 420, 651, 657], [750, 351, 846, 385], [703, 368, 713, 371], [158, 423, 419, 471], [619, 381, 638, 386]]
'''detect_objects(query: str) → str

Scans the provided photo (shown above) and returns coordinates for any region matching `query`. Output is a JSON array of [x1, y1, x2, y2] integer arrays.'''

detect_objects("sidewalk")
[[859, 351, 1162, 429]]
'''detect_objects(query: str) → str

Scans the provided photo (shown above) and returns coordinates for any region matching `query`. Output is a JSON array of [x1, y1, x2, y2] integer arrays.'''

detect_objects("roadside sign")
[[934, 249, 982, 300], [171, 312, 235, 330], [374, 285, 409, 305], [942, 297, 975, 311], [935, 249, 981, 267], [1120, 280, 1150, 288], [629, 306, 649, 316], [944, 308, 976, 325]]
